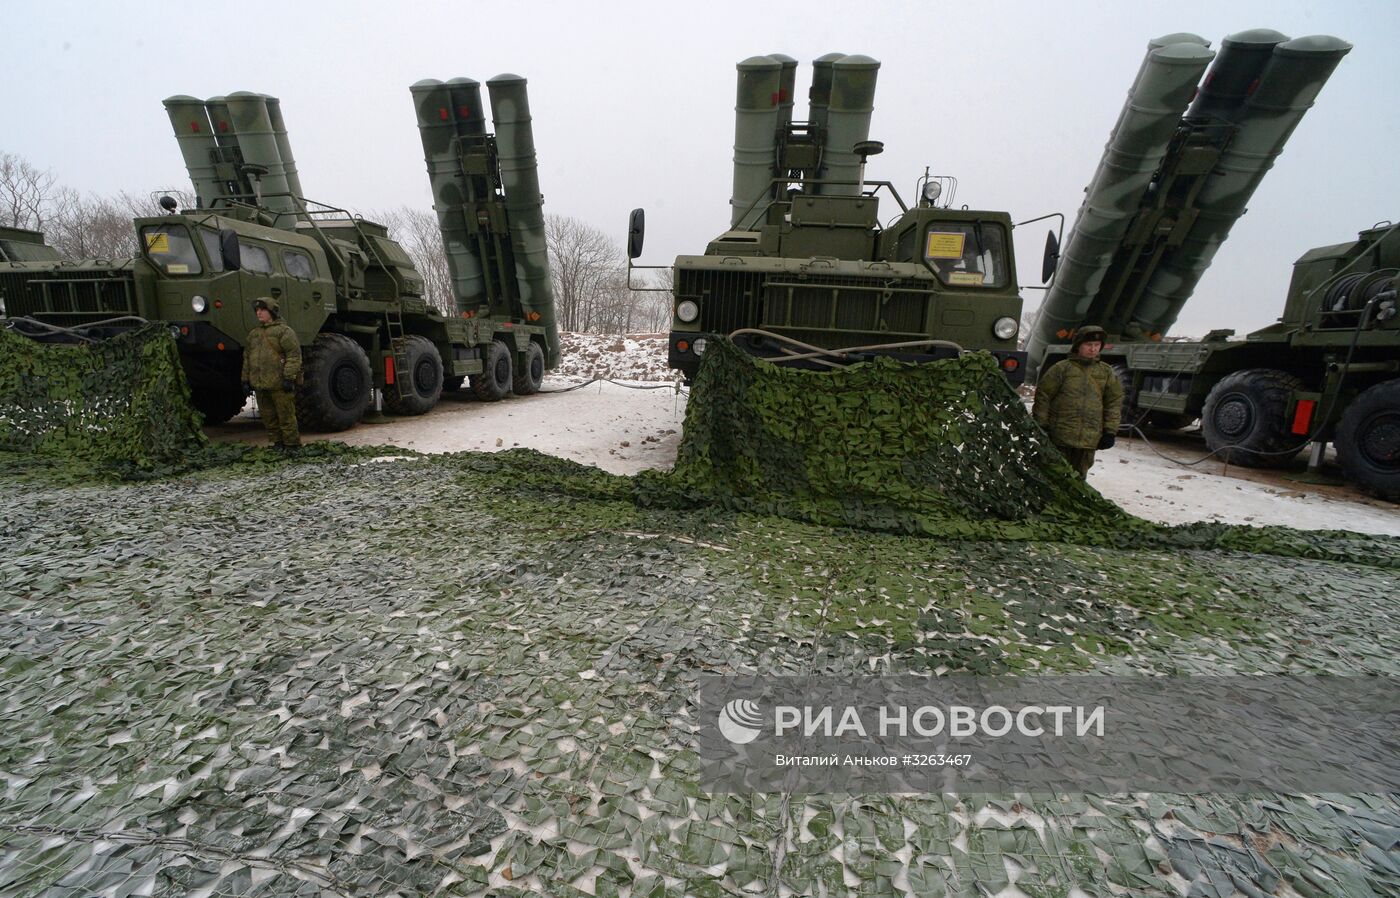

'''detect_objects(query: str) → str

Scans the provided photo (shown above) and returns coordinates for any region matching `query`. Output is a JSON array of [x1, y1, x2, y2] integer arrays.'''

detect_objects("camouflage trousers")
[[254, 389, 301, 447], [1054, 443, 1096, 479]]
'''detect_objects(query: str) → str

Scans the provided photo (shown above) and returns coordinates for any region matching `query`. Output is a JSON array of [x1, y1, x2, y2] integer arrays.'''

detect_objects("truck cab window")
[[239, 242, 273, 274], [140, 225, 202, 275], [923, 222, 1007, 288], [199, 229, 226, 272], [283, 250, 316, 280]]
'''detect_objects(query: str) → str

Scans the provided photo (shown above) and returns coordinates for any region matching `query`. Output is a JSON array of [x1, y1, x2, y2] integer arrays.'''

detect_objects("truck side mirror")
[[1041, 230, 1060, 284], [627, 208, 645, 260], [220, 229, 242, 271]]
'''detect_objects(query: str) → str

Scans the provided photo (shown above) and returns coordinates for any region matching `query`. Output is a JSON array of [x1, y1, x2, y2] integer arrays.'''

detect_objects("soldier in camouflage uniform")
[[1032, 325, 1123, 478], [241, 297, 303, 451]]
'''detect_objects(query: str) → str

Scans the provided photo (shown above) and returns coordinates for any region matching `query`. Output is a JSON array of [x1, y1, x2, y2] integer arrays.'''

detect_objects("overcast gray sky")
[[5, 0, 1396, 337]]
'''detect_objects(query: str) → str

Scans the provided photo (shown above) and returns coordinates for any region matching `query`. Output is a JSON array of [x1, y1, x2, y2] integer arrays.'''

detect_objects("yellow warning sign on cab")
[[145, 232, 170, 254], [926, 232, 965, 259]]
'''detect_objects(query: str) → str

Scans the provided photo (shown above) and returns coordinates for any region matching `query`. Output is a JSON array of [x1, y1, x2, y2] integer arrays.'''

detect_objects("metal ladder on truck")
[[384, 305, 412, 402]]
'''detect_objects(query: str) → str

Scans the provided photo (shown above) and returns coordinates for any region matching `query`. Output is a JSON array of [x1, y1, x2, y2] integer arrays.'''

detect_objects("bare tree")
[[46, 189, 136, 259], [0, 151, 60, 231], [547, 214, 626, 333], [631, 269, 674, 334]]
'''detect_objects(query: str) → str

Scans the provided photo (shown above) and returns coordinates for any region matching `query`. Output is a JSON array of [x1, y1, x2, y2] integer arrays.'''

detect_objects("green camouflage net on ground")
[[0, 324, 215, 470], [1, 451, 1397, 897], [0, 325, 396, 480], [2, 335, 1399, 896], [639, 338, 1400, 567]]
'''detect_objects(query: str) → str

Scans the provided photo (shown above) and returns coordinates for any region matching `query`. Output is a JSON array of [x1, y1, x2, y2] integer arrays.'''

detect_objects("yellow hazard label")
[[926, 232, 965, 259], [145, 232, 170, 254], [948, 271, 985, 286], [166, 263, 189, 274]]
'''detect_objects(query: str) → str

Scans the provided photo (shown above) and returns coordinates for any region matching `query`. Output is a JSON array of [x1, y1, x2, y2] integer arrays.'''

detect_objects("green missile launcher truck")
[[1027, 31, 1400, 499], [628, 53, 1050, 383], [0, 79, 558, 431]]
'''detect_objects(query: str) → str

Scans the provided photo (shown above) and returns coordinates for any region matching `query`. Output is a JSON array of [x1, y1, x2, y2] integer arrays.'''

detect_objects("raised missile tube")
[[729, 56, 784, 229], [806, 52, 844, 136], [446, 76, 488, 138], [770, 53, 798, 129], [816, 54, 880, 196], [1131, 32, 1351, 333], [163, 95, 226, 208], [1026, 37, 1215, 372], [410, 78, 489, 313], [487, 73, 561, 366], [223, 92, 298, 222], [263, 96, 304, 201], [203, 97, 240, 152]]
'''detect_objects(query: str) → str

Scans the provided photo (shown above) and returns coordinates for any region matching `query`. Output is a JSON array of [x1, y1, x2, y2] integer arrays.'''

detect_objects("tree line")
[[2, 150, 671, 335]]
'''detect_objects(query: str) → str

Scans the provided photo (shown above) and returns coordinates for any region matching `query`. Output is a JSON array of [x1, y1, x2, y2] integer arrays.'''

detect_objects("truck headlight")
[[192, 295, 209, 313], [676, 300, 700, 323], [692, 337, 708, 356], [993, 316, 1018, 340]]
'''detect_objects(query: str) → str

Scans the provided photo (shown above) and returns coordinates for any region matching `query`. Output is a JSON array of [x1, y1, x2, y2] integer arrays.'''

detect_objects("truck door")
[[279, 247, 334, 334], [235, 238, 288, 334]]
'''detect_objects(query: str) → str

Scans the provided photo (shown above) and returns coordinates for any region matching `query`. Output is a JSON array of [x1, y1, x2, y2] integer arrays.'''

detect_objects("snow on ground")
[[208, 332, 1400, 536], [550, 332, 677, 382]]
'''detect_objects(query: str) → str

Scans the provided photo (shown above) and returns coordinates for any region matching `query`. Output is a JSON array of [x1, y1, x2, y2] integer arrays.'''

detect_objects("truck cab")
[[665, 190, 1026, 381]]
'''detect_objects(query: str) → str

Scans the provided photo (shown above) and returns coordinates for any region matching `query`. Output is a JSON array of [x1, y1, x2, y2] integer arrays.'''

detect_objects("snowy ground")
[[207, 332, 1400, 536]]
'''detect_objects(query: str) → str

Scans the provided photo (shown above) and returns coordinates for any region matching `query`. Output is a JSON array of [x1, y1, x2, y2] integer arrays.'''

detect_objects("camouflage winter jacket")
[[1032, 356, 1123, 449], [241, 320, 303, 390]]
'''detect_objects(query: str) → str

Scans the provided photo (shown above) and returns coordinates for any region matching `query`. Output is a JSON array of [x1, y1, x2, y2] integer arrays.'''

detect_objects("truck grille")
[[677, 268, 765, 336], [764, 275, 927, 336], [678, 269, 928, 339], [0, 270, 137, 321]]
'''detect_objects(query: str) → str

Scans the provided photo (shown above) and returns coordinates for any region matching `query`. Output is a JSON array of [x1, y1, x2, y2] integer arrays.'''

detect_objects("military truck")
[[0, 78, 559, 431], [1024, 31, 1400, 499], [627, 54, 1051, 384]]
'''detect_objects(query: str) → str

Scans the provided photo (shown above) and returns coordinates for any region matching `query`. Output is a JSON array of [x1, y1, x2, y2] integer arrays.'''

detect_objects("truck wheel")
[[297, 333, 372, 431], [383, 335, 443, 416], [191, 378, 249, 425], [1335, 379, 1400, 500], [1201, 368, 1304, 468], [512, 341, 545, 395], [471, 340, 513, 401]]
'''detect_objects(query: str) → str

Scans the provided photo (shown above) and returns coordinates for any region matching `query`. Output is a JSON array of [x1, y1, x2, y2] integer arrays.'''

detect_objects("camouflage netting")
[[0, 324, 214, 470], [0, 325, 393, 479], [2, 336, 1399, 896], [643, 338, 1400, 567], [2, 451, 1398, 897]]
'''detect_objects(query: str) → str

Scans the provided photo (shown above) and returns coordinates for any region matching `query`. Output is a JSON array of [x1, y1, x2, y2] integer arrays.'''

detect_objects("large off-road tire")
[[383, 335, 443, 416], [191, 377, 249, 425], [471, 339, 513, 402], [512, 341, 545, 396], [1335, 378, 1400, 501], [1201, 368, 1304, 468], [296, 333, 372, 432]]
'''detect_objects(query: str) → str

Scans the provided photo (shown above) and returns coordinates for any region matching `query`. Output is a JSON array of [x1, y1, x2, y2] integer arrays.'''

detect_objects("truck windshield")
[[923, 222, 1007, 288], [140, 224, 202, 276]]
